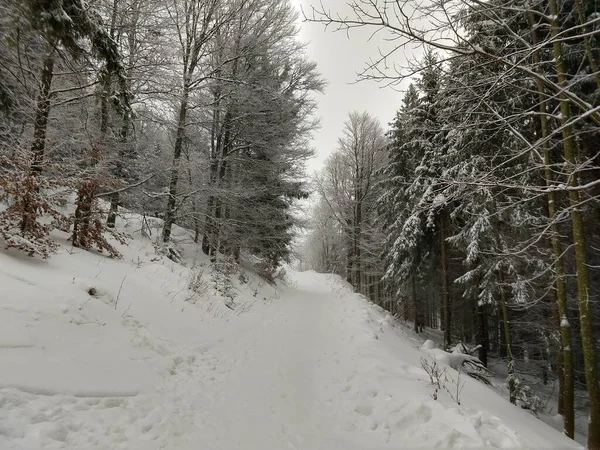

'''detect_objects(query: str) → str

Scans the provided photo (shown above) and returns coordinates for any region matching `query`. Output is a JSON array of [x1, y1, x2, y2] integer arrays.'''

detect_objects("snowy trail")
[[0, 264, 375, 450], [159, 273, 370, 449], [117, 270, 580, 450], [0, 240, 583, 450]]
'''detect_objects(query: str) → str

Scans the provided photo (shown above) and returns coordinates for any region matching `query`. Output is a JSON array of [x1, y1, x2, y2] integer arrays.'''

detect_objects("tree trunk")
[[528, 11, 575, 436], [547, 2, 599, 446], [203, 160, 227, 261], [499, 271, 516, 404], [557, 348, 565, 416], [203, 102, 232, 259], [440, 210, 451, 349], [30, 45, 55, 175], [107, 0, 136, 229], [74, 51, 115, 245], [411, 274, 418, 331], [354, 199, 362, 292], [489, 311, 498, 354], [209, 157, 228, 261], [72, 183, 94, 248], [499, 315, 506, 358], [477, 302, 488, 367], [573, 0, 600, 89], [203, 196, 217, 260], [184, 155, 200, 243], [162, 83, 190, 243], [424, 289, 429, 329], [345, 221, 354, 285], [20, 44, 55, 234], [106, 112, 130, 228]]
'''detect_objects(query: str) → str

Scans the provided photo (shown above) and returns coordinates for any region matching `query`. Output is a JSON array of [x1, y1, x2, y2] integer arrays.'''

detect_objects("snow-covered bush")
[[509, 375, 544, 416], [70, 175, 129, 259], [211, 259, 238, 308], [0, 151, 128, 259], [187, 266, 208, 303], [449, 343, 491, 385], [0, 154, 66, 258], [256, 260, 277, 284], [422, 341, 492, 385], [421, 355, 464, 405]]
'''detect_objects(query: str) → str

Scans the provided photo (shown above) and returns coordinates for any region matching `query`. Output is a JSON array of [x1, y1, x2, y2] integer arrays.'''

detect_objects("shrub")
[[0, 153, 66, 258]]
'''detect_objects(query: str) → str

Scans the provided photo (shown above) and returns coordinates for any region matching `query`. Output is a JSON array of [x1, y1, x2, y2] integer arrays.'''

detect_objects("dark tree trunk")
[[202, 104, 232, 260], [74, 62, 113, 244], [412, 274, 419, 332], [499, 271, 514, 403], [72, 184, 95, 247], [30, 46, 55, 175], [108, 1, 139, 229], [162, 84, 190, 243], [440, 210, 451, 349], [345, 220, 354, 285], [20, 46, 55, 234], [368, 274, 375, 302], [528, 11, 575, 436], [546, 2, 597, 444], [107, 111, 130, 228], [354, 199, 362, 292], [477, 303, 488, 368]]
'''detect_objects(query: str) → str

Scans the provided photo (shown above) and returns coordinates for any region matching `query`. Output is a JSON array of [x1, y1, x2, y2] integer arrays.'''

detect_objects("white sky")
[[289, 0, 412, 174]]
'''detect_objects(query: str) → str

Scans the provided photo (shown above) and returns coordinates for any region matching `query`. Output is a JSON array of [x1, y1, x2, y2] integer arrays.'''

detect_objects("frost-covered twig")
[[114, 275, 127, 310]]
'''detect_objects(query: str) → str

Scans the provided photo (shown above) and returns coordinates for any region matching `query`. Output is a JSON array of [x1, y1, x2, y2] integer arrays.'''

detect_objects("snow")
[[0, 214, 583, 449], [421, 339, 437, 350], [432, 193, 446, 208]]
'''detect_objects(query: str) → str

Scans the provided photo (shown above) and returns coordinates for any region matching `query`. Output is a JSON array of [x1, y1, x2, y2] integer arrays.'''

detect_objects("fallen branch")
[[96, 174, 156, 198], [114, 275, 127, 310]]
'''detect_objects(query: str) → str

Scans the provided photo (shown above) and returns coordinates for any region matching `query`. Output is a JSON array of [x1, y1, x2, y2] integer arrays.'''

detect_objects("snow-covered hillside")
[[0, 216, 582, 449]]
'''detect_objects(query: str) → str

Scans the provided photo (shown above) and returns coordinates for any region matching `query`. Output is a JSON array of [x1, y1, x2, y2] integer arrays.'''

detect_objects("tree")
[[0, 0, 130, 257], [378, 55, 451, 344], [315, 111, 387, 294], [199, 0, 323, 266], [161, 0, 232, 244]]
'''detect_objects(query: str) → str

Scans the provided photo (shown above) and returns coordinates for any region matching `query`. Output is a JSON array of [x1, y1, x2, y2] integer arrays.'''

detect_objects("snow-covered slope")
[[0, 217, 582, 449]]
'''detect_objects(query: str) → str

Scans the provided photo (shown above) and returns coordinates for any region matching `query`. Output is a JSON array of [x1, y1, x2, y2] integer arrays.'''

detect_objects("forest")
[[301, 0, 600, 448], [0, 0, 598, 448], [0, 0, 323, 266]]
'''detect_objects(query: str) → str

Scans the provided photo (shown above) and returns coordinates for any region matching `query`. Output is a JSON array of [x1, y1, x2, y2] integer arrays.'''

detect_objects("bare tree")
[[161, 0, 235, 243], [316, 111, 387, 292]]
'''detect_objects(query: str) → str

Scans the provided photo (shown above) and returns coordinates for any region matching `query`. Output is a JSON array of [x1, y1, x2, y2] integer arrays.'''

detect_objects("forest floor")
[[0, 214, 584, 449]]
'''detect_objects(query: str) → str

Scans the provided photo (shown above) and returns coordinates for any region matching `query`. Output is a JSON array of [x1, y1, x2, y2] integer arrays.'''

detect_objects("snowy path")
[[175, 279, 351, 449], [0, 249, 582, 450], [140, 272, 388, 449]]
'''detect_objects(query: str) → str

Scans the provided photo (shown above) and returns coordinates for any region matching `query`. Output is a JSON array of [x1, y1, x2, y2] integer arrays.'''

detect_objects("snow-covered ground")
[[0, 215, 583, 449]]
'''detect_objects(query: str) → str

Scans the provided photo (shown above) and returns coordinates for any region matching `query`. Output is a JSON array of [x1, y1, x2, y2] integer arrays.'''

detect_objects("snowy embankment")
[[0, 215, 582, 449]]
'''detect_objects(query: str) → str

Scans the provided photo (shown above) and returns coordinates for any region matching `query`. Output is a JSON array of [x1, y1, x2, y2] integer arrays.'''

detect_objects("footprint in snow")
[[365, 389, 378, 398], [354, 403, 373, 416]]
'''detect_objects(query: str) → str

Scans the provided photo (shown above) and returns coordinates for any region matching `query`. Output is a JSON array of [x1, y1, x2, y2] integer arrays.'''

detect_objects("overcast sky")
[[289, 0, 412, 174]]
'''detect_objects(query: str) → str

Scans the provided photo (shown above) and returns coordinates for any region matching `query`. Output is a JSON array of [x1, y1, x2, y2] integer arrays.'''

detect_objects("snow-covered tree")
[[313, 111, 387, 297]]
